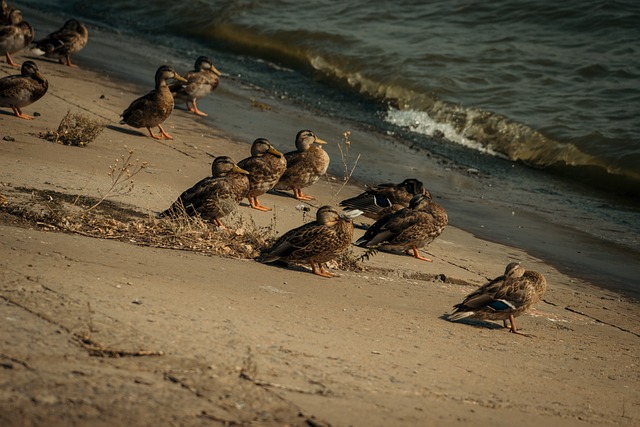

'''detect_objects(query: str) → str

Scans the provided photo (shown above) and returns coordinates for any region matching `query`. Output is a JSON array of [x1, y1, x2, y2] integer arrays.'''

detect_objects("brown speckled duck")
[[237, 138, 286, 211], [0, 9, 34, 67], [0, 1, 16, 25], [449, 262, 548, 336], [260, 206, 355, 278], [161, 156, 250, 228], [120, 65, 187, 140], [170, 56, 221, 116], [0, 60, 48, 119], [355, 194, 448, 261], [31, 19, 89, 67], [274, 129, 329, 201], [340, 178, 431, 220]]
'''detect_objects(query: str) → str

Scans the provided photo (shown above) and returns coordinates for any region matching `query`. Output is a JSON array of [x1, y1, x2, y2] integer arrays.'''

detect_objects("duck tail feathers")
[[30, 46, 46, 56], [448, 310, 474, 322]]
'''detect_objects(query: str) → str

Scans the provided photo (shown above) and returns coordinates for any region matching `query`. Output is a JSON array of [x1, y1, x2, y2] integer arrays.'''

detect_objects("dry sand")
[[0, 38, 639, 427]]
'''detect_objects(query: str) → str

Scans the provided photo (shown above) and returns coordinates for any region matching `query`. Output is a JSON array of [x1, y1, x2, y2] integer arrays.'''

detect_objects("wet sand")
[[0, 6, 639, 427]]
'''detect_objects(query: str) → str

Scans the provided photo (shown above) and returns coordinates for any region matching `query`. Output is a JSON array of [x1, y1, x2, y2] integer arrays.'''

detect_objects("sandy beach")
[[1, 9, 639, 427]]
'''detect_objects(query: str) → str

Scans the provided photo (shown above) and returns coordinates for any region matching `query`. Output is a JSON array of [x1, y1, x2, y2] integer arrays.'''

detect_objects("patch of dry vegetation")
[[335, 130, 360, 195], [39, 110, 107, 147], [0, 188, 274, 259], [0, 148, 276, 259]]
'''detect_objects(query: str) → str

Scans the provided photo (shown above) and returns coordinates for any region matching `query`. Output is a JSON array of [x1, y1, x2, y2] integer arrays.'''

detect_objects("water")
[[17, 0, 640, 297]]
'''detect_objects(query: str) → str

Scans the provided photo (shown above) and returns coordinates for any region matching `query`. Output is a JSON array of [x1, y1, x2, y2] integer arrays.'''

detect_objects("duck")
[[31, 19, 89, 67], [160, 156, 250, 228], [448, 262, 548, 336], [355, 193, 448, 261], [274, 129, 329, 201], [340, 178, 431, 220], [0, 9, 34, 67], [0, 0, 15, 25], [170, 56, 221, 116], [0, 60, 48, 119], [237, 138, 286, 211], [260, 206, 355, 277], [120, 65, 187, 140]]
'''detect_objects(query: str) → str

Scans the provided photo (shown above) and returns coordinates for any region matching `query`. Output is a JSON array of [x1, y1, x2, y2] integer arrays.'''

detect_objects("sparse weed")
[[85, 149, 148, 212], [333, 246, 365, 272], [335, 130, 360, 195], [356, 245, 380, 263]]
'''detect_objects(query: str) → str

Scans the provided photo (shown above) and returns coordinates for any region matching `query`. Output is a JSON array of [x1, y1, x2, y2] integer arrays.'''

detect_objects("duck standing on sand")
[[31, 19, 89, 67], [237, 138, 286, 211], [355, 194, 448, 261], [0, 9, 34, 67], [120, 65, 187, 140], [340, 178, 431, 220], [274, 129, 329, 201], [260, 206, 356, 278], [449, 262, 548, 336], [170, 56, 221, 116], [160, 156, 250, 228], [0, 60, 47, 119]]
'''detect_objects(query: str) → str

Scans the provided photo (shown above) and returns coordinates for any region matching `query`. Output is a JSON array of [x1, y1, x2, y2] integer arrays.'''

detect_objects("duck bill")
[[268, 146, 283, 157], [314, 137, 328, 145], [173, 73, 188, 83], [211, 65, 222, 77], [34, 70, 46, 83], [233, 165, 250, 175]]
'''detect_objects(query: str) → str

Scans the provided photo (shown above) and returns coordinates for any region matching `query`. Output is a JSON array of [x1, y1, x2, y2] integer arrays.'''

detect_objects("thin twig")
[[85, 149, 147, 212]]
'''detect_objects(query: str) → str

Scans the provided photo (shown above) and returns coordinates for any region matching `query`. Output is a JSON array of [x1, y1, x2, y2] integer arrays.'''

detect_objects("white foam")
[[384, 108, 503, 157]]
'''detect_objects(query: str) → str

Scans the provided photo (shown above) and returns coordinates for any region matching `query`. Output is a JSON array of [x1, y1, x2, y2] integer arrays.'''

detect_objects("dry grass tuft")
[[332, 246, 366, 272], [0, 186, 276, 260], [356, 245, 380, 263], [40, 110, 108, 147]]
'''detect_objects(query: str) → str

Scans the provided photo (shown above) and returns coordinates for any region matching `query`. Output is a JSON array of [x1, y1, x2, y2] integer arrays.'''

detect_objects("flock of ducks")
[[0, 1, 87, 118], [0, 2, 547, 336]]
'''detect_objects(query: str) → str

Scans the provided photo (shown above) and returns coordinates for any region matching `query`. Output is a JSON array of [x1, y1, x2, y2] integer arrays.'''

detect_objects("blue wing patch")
[[488, 300, 514, 311]]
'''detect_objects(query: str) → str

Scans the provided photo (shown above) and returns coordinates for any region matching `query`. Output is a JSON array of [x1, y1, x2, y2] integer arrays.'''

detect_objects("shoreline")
[[1, 5, 639, 426], [15, 3, 640, 301], [56, 5, 640, 300]]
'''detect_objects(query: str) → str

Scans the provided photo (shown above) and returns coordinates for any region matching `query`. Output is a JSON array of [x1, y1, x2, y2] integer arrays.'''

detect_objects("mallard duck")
[[449, 262, 548, 336], [0, 1, 15, 25], [274, 129, 329, 201], [31, 19, 88, 67], [355, 194, 448, 261], [0, 60, 47, 119], [340, 178, 431, 220], [170, 56, 221, 117], [236, 138, 286, 211], [120, 65, 187, 140], [0, 9, 34, 67], [160, 156, 250, 228], [260, 206, 355, 278]]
